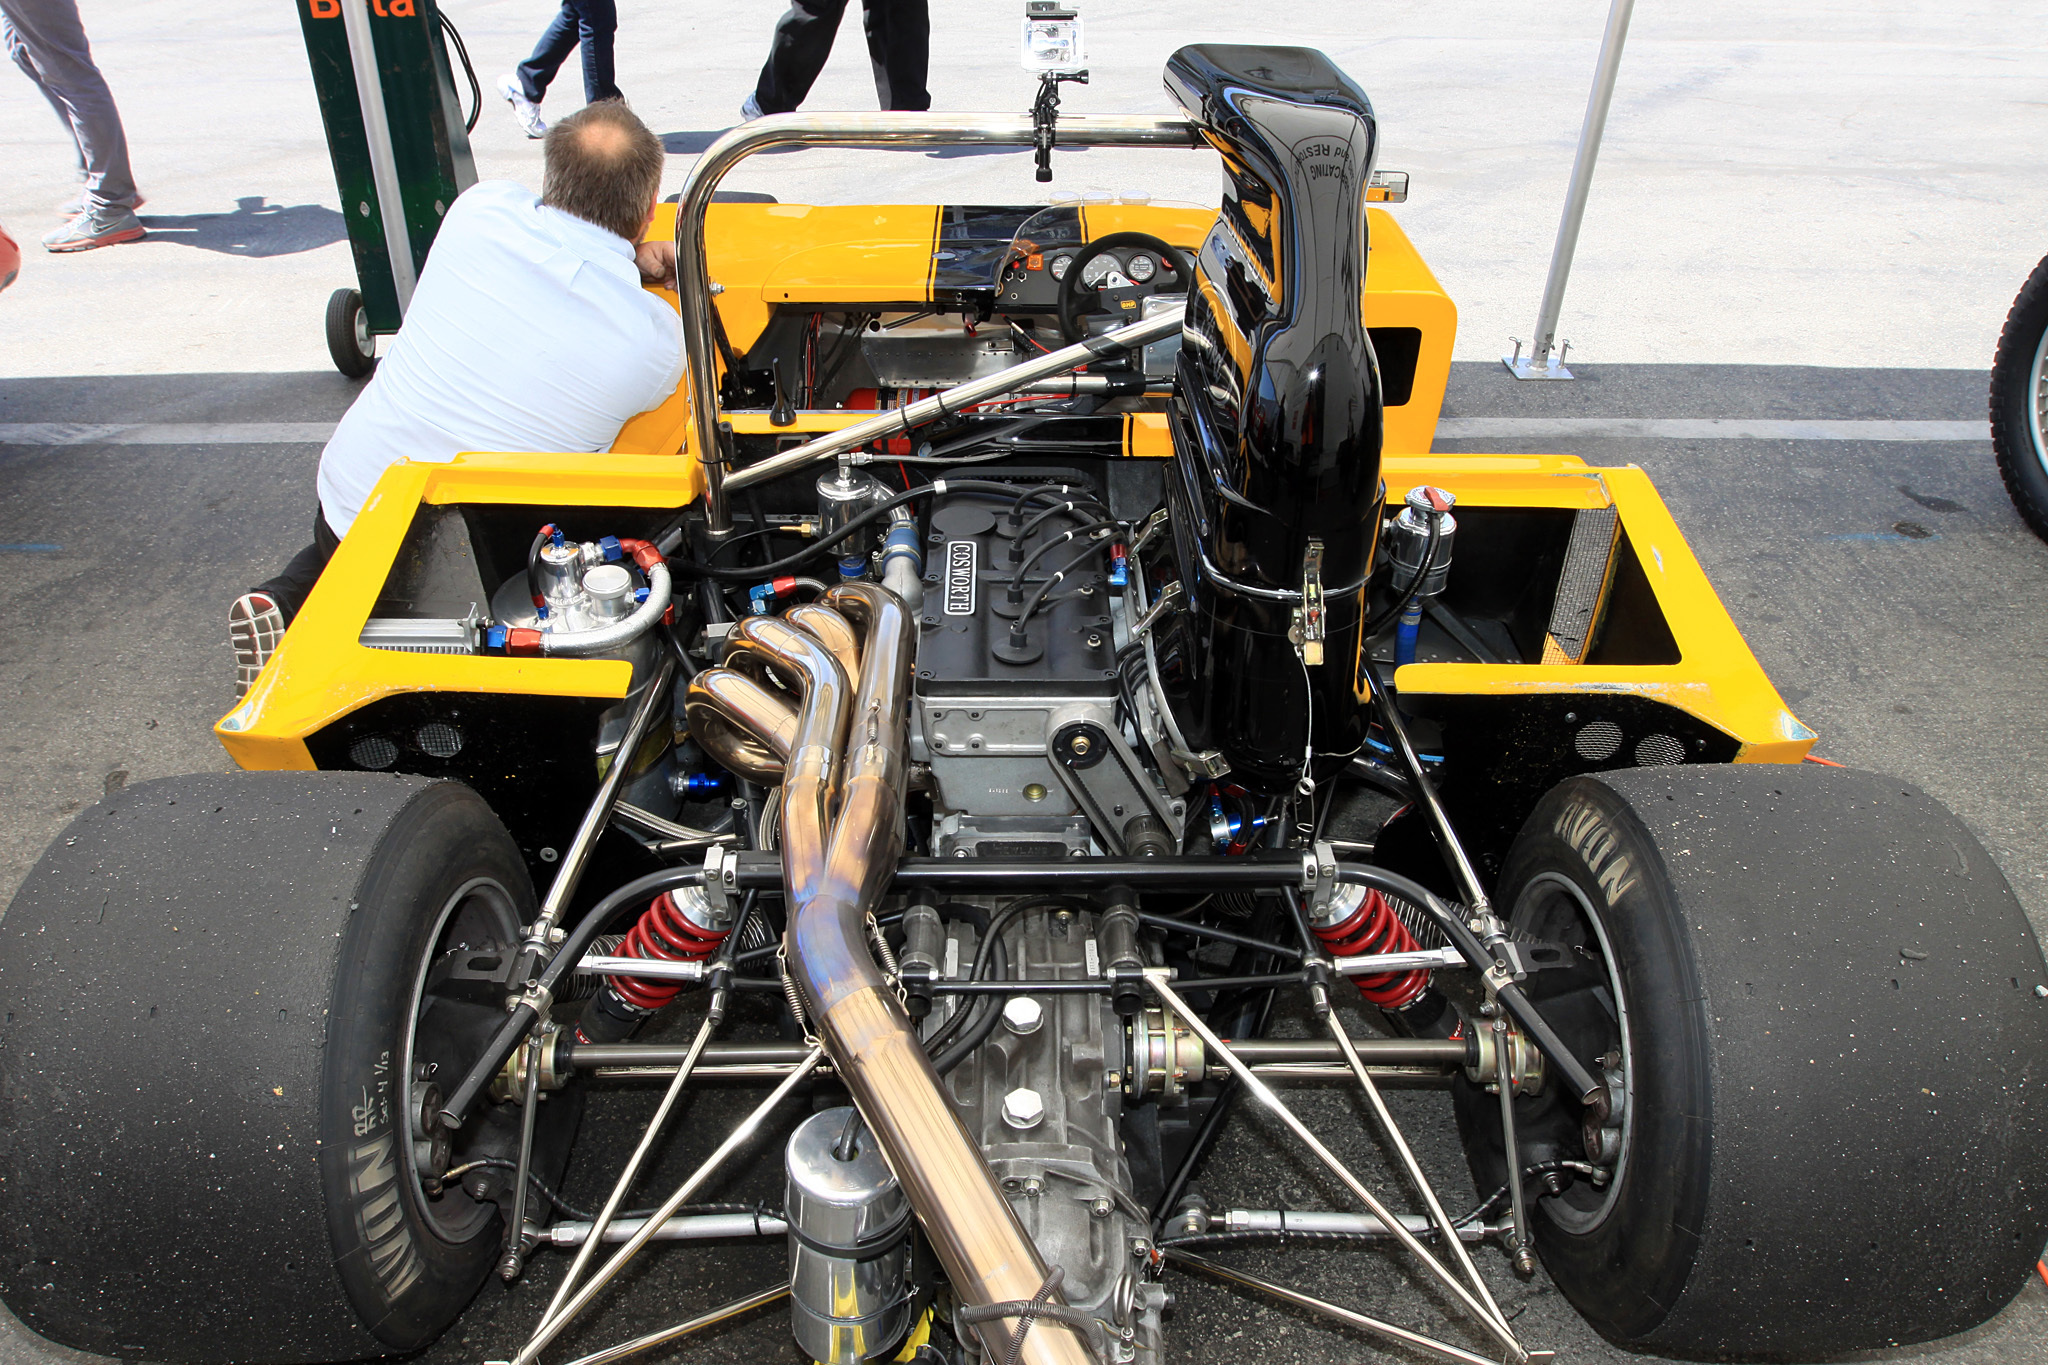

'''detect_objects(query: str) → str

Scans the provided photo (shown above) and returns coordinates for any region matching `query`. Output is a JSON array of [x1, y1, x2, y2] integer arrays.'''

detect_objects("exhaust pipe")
[[696, 583, 1091, 1365]]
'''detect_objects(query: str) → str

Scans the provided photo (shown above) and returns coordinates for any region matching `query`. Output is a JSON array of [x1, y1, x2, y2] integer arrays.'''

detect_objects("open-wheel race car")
[[4, 42, 2046, 1365]]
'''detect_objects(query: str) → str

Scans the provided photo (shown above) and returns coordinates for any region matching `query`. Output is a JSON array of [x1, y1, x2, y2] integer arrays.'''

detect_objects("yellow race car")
[[3, 42, 2043, 1365]]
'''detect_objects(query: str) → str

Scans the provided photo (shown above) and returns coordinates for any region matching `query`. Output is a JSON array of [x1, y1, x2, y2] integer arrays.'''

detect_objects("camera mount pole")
[[1032, 70, 1088, 182], [1504, 0, 1635, 381]]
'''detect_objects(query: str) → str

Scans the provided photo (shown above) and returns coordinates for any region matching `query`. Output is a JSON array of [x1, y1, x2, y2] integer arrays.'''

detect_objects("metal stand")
[[1504, 0, 1636, 381]]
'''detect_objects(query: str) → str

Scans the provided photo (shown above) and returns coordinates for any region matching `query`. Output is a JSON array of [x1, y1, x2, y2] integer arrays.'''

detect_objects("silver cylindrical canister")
[[1385, 485, 1457, 598], [816, 456, 882, 542], [533, 540, 586, 611], [785, 1106, 912, 1365]]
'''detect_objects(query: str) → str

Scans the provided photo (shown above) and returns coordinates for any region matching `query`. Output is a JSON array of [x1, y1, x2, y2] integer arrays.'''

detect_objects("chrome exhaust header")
[[701, 584, 1091, 1365]]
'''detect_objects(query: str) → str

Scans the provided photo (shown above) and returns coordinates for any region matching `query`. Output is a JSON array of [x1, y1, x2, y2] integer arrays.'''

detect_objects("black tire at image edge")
[[1473, 765, 2048, 1360], [1989, 250, 2048, 540], [0, 773, 535, 1363]]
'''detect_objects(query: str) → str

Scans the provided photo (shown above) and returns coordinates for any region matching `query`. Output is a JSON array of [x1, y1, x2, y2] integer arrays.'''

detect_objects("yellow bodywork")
[[218, 198, 1807, 768]]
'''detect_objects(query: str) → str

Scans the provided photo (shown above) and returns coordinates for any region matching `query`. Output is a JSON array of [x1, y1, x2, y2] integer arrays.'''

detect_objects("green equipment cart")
[[294, 0, 480, 376]]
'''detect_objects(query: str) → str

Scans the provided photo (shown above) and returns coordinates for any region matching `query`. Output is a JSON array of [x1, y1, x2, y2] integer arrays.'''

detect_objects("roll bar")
[[671, 111, 1204, 536]]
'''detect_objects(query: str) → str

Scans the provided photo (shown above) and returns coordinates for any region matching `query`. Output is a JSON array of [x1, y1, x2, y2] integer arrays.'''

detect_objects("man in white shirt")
[[230, 100, 683, 697]]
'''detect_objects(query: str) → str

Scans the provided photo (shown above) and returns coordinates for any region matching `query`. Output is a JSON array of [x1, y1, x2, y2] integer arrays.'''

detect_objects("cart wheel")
[[1455, 764, 2048, 1359], [326, 286, 377, 378], [0, 773, 568, 1363], [1990, 252, 2048, 540]]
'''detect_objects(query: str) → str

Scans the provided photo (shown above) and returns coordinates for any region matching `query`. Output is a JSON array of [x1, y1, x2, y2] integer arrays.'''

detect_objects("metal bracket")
[[700, 844, 742, 917], [1130, 578, 1184, 638], [1503, 336, 1573, 381]]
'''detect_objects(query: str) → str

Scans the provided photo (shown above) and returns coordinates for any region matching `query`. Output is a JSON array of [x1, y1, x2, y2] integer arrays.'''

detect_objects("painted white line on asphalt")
[[1433, 417, 1988, 442], [0, 422, 338, 445], [0, 417, 1992, 447]]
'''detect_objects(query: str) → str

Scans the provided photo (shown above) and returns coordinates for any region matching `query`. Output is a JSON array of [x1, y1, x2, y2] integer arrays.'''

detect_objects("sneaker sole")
[[228, 598, 287, 699], [45, 225, 145, 254]]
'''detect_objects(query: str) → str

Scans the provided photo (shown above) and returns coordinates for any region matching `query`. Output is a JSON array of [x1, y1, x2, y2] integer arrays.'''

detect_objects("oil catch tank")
[[785, 1107, 913, 1365]]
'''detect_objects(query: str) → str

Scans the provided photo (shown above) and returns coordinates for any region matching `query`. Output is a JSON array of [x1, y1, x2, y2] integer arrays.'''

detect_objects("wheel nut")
[[1001, 1087, 1045, 1131], [1002, 996, 1044, 1035]]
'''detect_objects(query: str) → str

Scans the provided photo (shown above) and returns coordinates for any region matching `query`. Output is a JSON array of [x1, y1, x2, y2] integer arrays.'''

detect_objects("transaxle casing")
[[920, 904, 1166, 1363]]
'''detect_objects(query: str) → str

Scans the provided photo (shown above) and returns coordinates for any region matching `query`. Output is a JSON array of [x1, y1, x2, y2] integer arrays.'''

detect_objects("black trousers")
[[516, 0, 621, 106], [751, 0, 929, 115], [253, 510, 341, 625]]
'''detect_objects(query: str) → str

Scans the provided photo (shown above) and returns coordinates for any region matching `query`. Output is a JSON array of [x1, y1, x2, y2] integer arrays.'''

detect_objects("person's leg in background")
[[860, 0, 929, 112], [231, 511, 342, 698], [748, 0, 851, 118], [0, 0, 143, 252], [499, 0, 580, 138], [571, 0, 621, 104]]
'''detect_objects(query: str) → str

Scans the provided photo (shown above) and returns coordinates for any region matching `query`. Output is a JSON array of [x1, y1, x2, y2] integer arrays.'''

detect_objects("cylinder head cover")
[[784, 1107, 911, 1365]]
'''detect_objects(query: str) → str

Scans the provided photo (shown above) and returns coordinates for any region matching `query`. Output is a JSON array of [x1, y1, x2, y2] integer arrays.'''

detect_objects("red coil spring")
[[1313, 888, 1430, 1009], [606, 891, 730, 1012]]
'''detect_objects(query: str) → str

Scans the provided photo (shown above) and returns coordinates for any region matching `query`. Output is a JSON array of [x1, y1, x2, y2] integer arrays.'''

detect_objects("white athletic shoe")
[[739, 92, 764, 123], [497, 75, 548, 139], [229, 592, 286, 699]]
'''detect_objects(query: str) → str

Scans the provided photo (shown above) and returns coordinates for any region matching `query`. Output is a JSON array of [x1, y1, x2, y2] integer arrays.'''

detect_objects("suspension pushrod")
[[1147, 972, 1527, 1362], [1164, 1252, 1515, 1365], [554, 1285, 788, 1365]]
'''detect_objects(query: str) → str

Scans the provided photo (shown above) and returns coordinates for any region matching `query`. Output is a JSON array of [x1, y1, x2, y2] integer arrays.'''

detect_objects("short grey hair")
[[541, 102, 665, 242]]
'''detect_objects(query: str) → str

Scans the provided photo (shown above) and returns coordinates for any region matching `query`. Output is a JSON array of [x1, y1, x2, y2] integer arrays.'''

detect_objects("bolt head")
[[1002, 996, 1044, 1035], [1001, 1087, 1045, 1130]]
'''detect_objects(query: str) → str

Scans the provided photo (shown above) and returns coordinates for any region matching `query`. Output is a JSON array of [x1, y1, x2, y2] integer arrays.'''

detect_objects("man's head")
[[541, 102, 666, 242]]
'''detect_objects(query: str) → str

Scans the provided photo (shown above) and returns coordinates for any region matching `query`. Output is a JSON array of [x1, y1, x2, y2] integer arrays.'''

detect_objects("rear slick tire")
[[1457, 764, 2048, 1360], [0, 773, 544, 1364]]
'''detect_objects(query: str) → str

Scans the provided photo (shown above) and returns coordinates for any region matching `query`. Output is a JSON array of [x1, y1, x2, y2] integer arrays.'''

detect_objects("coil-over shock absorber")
[[1311, 885, 1459, 1037], [575, 884, 730, 1045]]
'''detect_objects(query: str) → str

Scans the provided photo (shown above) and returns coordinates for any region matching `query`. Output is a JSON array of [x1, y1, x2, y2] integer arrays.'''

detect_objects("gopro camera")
[[1021, 1, 1084, 74]]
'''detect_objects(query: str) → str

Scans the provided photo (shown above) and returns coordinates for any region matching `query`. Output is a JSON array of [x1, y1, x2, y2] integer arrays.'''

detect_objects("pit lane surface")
[[6, 0, 2048, 1359]]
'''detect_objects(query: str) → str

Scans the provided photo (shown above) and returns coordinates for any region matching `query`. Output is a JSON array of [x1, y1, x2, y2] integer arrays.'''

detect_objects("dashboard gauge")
[[1080, 255, 1117, 288], [1049, 252, 1073, 280], [1127, 253, 1157, 283]]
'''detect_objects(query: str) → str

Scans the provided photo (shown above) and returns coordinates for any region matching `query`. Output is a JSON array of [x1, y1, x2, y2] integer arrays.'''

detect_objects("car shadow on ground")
[[137, 197, 348, 257]]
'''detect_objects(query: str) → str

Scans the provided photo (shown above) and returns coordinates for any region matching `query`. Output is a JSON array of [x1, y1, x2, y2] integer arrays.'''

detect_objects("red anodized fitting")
[[1312, 887, 1430, 1009], [606, 889, 731, 1012]]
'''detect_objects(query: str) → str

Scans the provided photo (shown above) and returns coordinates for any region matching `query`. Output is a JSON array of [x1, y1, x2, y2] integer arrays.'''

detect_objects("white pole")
[[339, 0, 417, 311], [1504, 0, 1635, 381]]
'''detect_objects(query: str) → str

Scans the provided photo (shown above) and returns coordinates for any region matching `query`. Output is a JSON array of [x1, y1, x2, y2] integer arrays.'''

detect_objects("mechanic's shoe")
[[739, 92, 764, 122], [41, 206, 144, 253], [497, 75, 547, 139], [229, 592, 286, 699], [56, 191, 144, 218]]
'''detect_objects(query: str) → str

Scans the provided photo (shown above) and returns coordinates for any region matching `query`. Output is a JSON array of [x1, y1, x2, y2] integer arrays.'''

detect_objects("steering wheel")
[[1055, 232, 1197, 346]]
